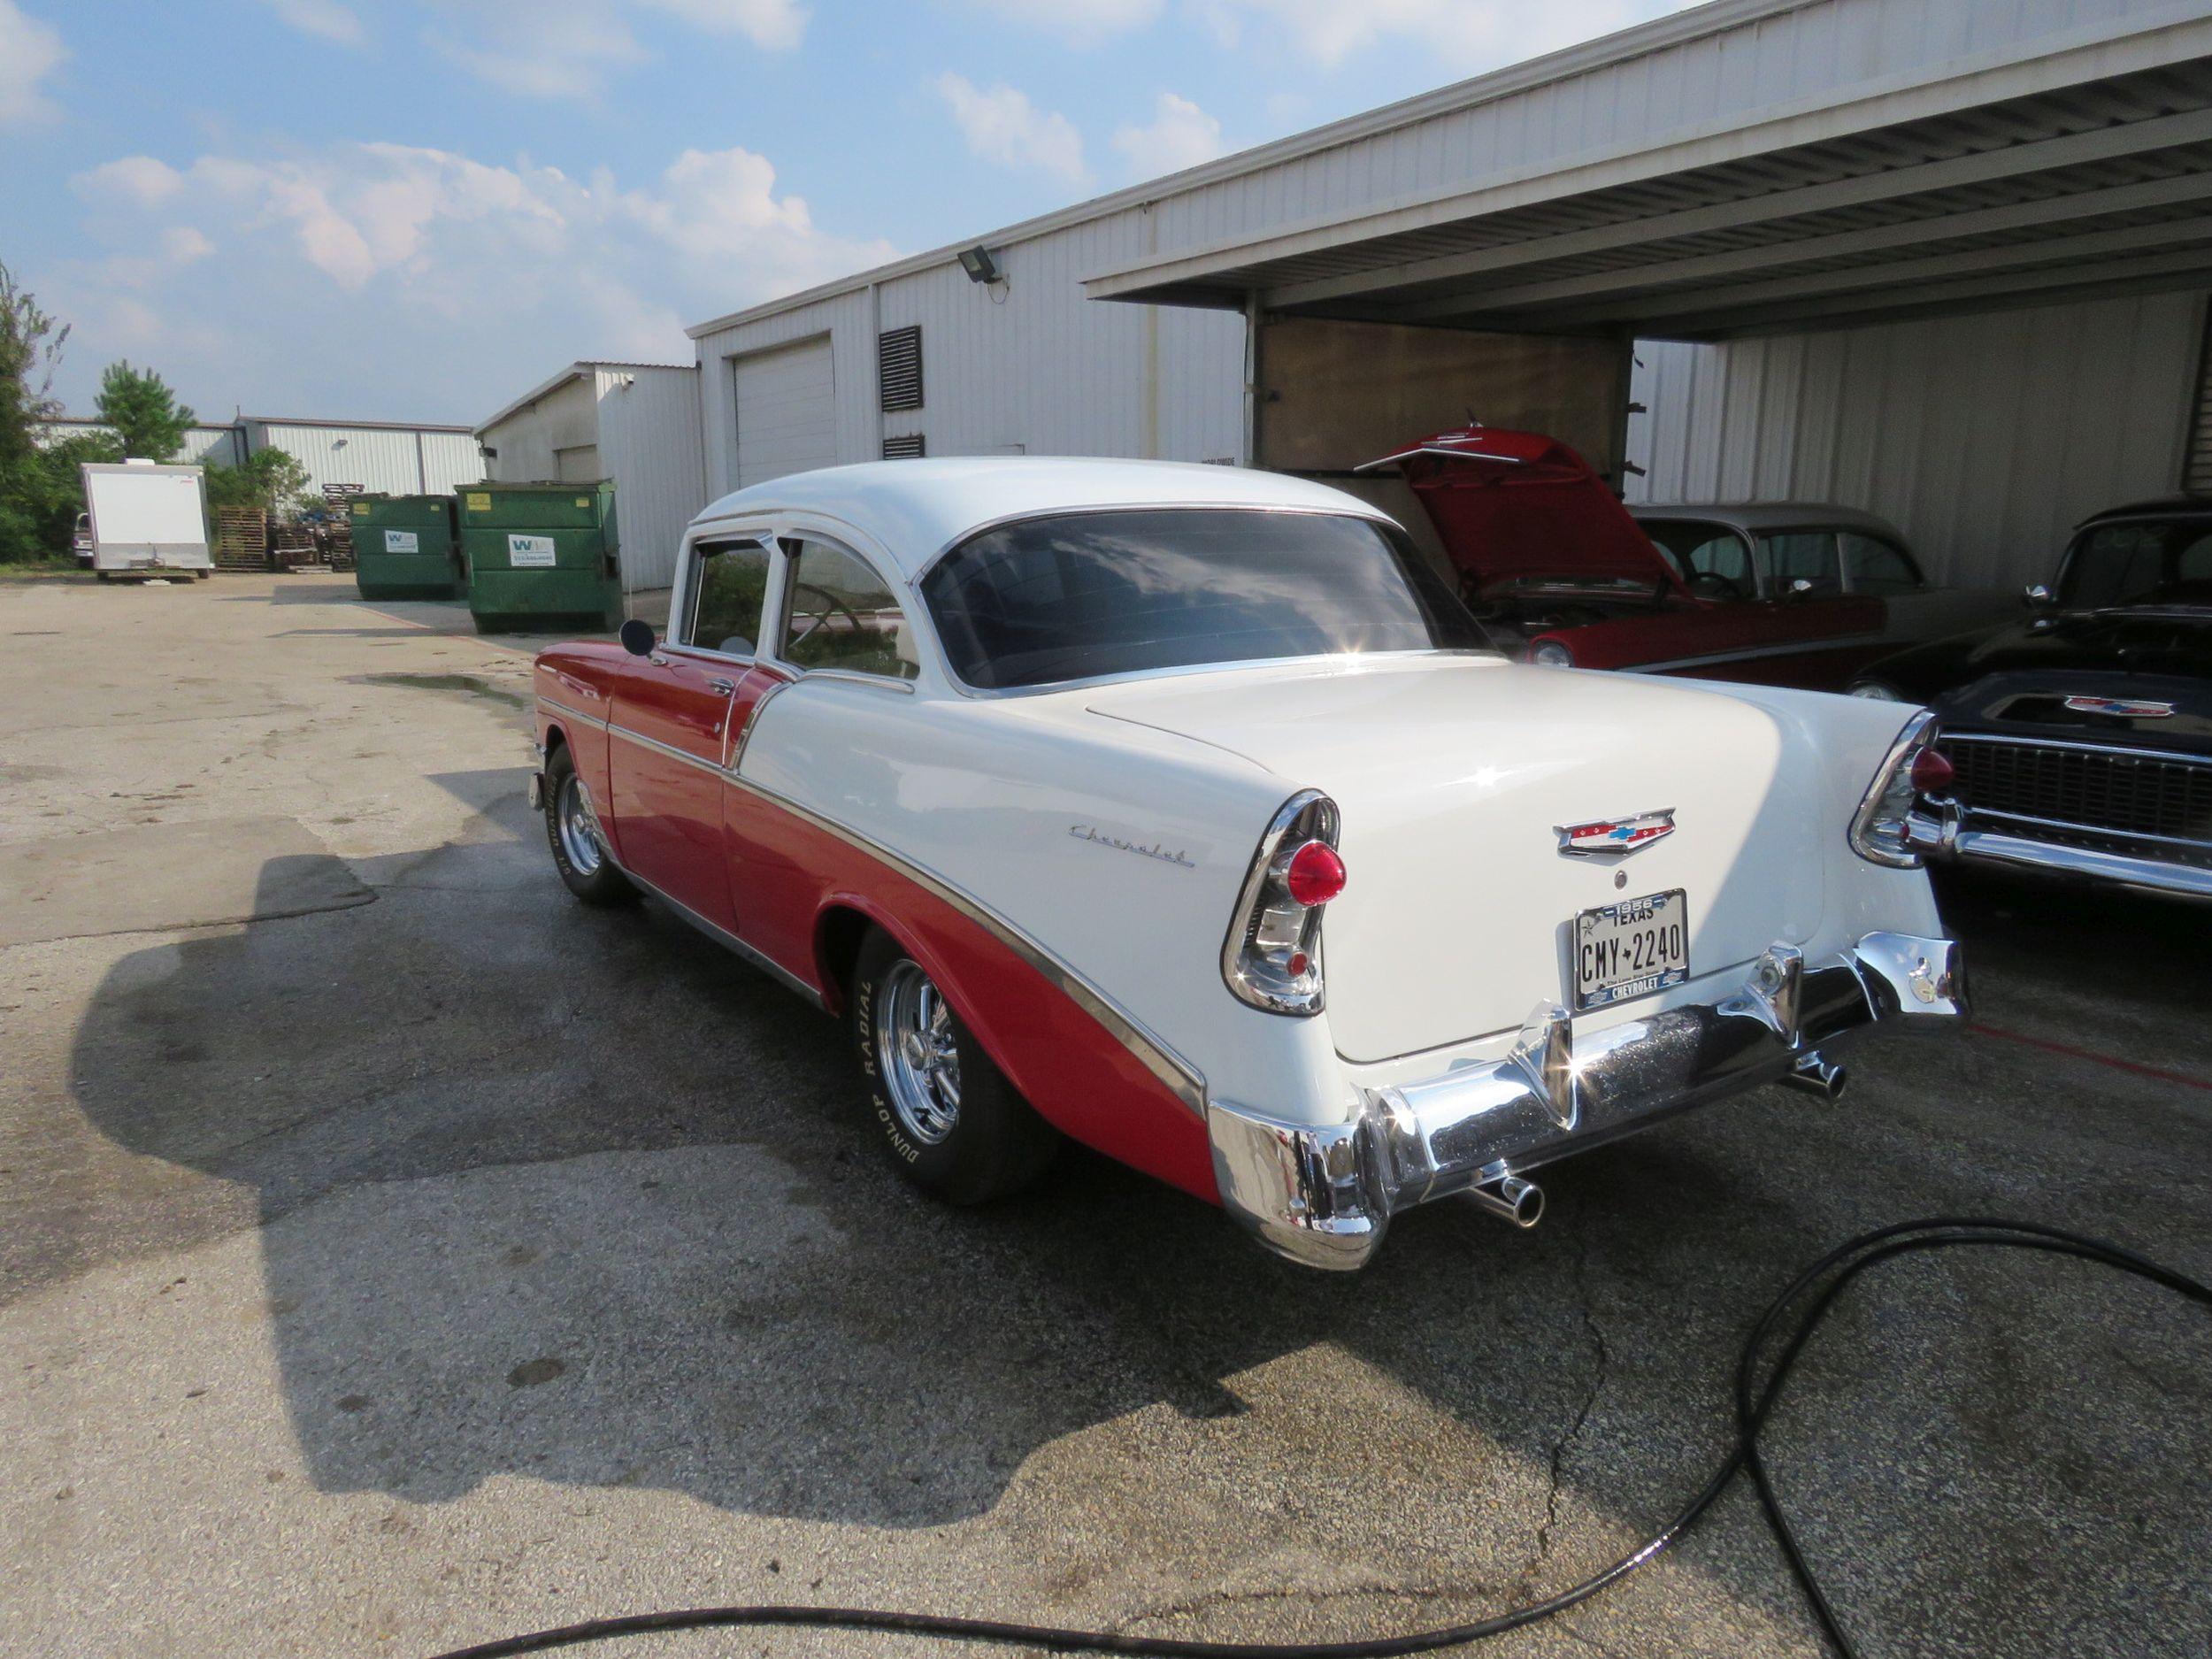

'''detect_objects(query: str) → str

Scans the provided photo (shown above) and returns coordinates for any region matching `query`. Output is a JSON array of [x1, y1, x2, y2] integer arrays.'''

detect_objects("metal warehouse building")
[[683, 0, 2212, 595], [473, 362, 705, 592], [240, 417, 481, 498]]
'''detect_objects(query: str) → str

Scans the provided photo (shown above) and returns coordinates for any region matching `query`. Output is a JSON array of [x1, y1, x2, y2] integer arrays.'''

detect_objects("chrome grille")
[[1939, 735, 2212, 866]]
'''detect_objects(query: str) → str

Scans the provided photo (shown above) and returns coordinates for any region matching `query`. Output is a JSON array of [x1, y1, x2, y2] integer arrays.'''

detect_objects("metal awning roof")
[[1086, 14, 2212, 341]]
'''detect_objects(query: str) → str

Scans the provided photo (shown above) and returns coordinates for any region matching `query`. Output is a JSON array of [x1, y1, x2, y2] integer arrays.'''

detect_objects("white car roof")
[[691, 457, 1393, 579]]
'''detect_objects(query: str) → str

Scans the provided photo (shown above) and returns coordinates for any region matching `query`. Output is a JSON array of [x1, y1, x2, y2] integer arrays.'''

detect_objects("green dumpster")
[[351, 495, 462, 600], [458, 482, 618, 634]]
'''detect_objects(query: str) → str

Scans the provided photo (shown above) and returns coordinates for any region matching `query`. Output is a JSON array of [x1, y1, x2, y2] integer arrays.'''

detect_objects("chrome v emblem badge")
[[1555, 809, 1676, 857]]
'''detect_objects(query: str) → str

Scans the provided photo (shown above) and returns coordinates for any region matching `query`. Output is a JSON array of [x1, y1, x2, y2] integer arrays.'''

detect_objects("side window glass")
[[1642, 521, 1754, 596], [1760, 533, 1840, 596], [1840, 534, 1922, 594], [781, 538, 920, 680], [683, 540, 772, 656]]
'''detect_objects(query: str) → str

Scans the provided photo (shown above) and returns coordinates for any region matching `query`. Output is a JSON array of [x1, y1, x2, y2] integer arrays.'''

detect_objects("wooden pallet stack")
[[213, 509, 268, 572]]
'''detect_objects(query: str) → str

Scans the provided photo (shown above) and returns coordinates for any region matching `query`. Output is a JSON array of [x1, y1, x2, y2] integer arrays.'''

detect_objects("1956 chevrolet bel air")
[[528, 457, 1966, 1270]]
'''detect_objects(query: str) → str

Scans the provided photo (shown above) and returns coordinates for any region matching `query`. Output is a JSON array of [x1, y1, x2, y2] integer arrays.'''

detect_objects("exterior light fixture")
[[957, 245, 1003, 285]]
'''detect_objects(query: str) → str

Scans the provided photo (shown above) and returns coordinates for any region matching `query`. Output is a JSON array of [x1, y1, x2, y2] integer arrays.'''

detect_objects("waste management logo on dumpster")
[[383, 530, 419, 554], [507, 534, 557, 568]]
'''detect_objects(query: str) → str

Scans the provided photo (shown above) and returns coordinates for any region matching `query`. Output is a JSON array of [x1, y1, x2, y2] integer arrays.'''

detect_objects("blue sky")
[[2, 0, 1692, 426]]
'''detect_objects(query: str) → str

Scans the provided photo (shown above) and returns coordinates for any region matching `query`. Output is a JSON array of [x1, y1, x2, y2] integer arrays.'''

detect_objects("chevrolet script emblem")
[[1555, 809, 1676, 857], [2062, 695, 2175, 718]]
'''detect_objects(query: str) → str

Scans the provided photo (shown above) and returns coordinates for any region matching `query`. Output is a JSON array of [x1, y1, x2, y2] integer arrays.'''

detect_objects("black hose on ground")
[[427, 1217, 2211, 1659]]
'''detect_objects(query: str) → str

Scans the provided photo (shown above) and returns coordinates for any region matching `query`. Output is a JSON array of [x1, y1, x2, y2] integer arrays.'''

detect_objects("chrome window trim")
[[769, 529, 926, 689], [728, 772, 1209, 1117], [537, 695, 608, 732], [675, 532, 776, 663], [1962, 803, 2212, 853], [1939, 730, 2212, 769]]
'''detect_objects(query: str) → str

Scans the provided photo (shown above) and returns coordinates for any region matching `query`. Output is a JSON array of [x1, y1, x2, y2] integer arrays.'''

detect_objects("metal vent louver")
[[879, 326, 924, 413], [881, 433, 926, 460]]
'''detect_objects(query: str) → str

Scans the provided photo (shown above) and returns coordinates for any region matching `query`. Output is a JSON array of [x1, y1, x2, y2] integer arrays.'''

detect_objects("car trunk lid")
[[1087, 656, 1826, 1063]]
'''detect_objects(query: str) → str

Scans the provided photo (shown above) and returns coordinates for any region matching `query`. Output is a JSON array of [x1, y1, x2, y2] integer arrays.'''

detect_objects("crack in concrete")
[[1520, 1228, 1612, 1593], [1116, 1573, 1512, 1635]]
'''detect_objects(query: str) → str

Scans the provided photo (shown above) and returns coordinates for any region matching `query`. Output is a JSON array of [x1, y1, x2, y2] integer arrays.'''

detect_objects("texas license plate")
[[1573, 889, 1689, 1011]]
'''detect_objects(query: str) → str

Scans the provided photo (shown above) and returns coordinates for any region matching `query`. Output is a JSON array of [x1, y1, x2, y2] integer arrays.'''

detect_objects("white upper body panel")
[[690, 456, 1388, 579]]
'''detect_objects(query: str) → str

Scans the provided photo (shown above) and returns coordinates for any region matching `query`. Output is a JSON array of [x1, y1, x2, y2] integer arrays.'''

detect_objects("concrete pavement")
[[3, 570, 2207, 1657]]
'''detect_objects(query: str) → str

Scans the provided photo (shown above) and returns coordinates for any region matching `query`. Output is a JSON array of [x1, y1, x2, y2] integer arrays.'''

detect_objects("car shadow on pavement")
[[56, 780, 2212, 1653]]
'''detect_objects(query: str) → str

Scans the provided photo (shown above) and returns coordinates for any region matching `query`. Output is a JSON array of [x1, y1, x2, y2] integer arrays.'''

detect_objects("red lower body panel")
[[726, 787, 1220, 1205]]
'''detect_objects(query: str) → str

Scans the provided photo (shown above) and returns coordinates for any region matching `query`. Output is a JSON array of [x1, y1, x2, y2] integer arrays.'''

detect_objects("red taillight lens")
[[1909, 747, 1955, 794], [1283, 840, 1347, 907]]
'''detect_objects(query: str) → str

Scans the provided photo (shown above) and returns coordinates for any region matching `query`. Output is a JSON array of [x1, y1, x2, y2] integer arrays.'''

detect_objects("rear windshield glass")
[[920, 508, 1490, 690]]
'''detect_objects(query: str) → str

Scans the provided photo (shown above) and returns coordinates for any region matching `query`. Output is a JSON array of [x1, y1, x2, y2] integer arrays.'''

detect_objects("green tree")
[[204, 447, 309, 516], [0, 262, 75, 562], [95, 359, 196, 462]]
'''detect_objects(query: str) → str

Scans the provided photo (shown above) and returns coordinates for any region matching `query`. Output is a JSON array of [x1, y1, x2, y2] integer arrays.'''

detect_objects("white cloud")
[[259, 0, 365, 45], [423, 0, 803, 101], [960, 0, 1160, 47], [0, 1, 66, 126], [934, 73, 1088, 188], [1112, 92, 1225, 179], [1194, 0, 1671, 71], [51, 138, 895, 418]]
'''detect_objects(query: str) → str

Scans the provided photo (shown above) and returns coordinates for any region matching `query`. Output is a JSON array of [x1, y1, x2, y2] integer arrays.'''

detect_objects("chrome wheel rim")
[[875, 959, 961, 1146], [556, 773, 603, 876]]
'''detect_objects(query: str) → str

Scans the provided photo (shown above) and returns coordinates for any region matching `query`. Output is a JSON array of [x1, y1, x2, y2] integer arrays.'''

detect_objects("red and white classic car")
[[1366, 427, 2008, 690], [529, 458, 1966, 1270]]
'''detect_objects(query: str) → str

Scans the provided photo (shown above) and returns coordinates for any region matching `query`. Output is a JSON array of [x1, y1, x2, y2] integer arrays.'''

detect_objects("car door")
[[607, 534, 775, 931]]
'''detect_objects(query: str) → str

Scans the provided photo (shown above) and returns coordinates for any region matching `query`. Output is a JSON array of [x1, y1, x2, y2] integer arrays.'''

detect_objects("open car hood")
[[1363, 427, 1680, 596]]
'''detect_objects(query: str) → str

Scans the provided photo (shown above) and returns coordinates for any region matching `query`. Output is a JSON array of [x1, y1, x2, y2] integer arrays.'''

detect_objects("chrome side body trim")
[[538, 695, 609, 733], [600, 843, 827, 1010], [1209, 930, 1966, 1271], [609, 721, 725, 779], [1626, 632, 1894, 675], [728, 772, 1210, 1118]]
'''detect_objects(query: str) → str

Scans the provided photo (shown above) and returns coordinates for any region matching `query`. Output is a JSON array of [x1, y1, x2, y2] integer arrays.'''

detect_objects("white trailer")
[[81, 461, 212, 579]]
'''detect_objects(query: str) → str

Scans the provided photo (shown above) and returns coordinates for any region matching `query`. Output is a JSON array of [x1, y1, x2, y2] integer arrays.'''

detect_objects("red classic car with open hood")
[[1363, 427, 2008, 691]]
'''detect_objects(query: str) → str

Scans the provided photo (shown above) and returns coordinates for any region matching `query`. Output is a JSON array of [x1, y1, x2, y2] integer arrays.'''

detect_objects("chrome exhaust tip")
[[1467, 1173, 1544, 1229], [1780, 1053, 1847, 1101]]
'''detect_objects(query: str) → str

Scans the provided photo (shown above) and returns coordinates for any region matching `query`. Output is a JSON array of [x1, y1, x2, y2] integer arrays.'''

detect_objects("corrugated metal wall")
[[247, 421, 481, 496], [480, 378, 600, 484], [1133, 0, 2187, 263], [693, 208, 1244, 505], [593, 366, 704, 592], [1624, 290, 2210, 589], [34, 421, 246, 466]]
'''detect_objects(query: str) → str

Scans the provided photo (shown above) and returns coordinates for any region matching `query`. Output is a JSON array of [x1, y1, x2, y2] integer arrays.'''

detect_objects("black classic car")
[[1849, 495, 2212, 902]]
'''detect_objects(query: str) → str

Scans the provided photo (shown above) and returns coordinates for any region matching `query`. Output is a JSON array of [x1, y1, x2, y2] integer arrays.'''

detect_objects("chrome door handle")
[[706, 677, 737, 696]]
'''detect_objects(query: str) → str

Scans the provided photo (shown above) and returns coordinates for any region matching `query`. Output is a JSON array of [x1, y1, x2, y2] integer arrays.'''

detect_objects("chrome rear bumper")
[[1208, 931, 1965, 1271]]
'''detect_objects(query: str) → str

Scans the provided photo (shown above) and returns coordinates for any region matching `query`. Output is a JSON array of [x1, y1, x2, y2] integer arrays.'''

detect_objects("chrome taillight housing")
[[1222, 790, 1343, 1016], [1848, 708, 1941, 868]]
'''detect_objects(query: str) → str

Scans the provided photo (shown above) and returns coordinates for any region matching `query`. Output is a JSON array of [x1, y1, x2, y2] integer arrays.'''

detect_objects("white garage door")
[[733, 339, 836, 488]]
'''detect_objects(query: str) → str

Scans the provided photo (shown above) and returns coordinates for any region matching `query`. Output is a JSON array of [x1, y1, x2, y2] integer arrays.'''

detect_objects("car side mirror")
[[2022, 582, 2055, 609], [618, 618, 657, 657]]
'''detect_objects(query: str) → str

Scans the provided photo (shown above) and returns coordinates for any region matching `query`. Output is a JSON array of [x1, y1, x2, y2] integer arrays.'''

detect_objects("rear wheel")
[[542, 744, 634, 906], [849, 927, 1058, 1205]]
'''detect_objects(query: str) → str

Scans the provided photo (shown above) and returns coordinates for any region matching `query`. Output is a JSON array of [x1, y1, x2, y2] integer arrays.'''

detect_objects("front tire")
[[542, 745, 634, 906], [849, 927, 1058, 1205]]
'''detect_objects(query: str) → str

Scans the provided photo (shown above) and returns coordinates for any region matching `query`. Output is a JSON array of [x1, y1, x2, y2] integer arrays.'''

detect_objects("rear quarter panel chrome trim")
[[728, 772, 1210, 1118]]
